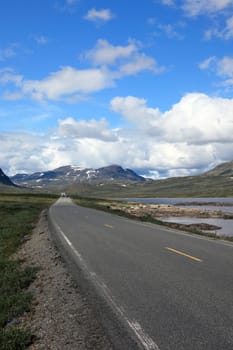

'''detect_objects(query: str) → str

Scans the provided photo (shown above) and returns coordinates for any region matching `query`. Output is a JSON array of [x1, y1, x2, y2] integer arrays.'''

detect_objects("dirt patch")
[[17, 210, 113, 350]]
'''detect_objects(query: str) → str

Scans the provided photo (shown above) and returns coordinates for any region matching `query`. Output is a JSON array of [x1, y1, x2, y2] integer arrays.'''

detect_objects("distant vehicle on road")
[[61, 192, 67, 197]]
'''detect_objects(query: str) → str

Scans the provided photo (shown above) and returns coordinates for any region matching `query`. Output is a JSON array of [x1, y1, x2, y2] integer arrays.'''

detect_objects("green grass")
[[67, 174, 233, 198], [0, 193, 57, 350]]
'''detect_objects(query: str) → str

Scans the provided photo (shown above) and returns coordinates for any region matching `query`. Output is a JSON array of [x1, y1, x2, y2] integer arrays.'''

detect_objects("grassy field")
[[0, 193, 57, 350], [67, 173, 233, 198]]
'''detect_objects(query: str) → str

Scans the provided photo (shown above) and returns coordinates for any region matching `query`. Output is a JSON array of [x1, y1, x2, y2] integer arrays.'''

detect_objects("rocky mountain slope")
[[0, 168, 17, 187], [11, 165, 146, 189]]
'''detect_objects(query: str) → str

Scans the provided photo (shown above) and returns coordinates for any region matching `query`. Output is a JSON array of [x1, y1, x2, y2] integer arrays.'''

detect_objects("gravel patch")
[[17, 210, 113, 350]]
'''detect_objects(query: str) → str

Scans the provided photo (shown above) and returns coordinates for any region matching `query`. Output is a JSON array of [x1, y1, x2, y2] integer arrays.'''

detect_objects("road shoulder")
[[17, 209, 113, 350]]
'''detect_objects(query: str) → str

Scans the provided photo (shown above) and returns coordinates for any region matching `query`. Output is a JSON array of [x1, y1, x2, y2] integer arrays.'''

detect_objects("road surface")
[[49, 198, 233, 350]]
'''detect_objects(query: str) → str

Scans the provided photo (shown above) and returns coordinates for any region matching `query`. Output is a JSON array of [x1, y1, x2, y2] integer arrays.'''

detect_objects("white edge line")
[[53, 221, 160, 350]]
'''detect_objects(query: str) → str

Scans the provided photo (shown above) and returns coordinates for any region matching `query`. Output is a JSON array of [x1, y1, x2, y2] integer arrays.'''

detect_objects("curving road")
[[49, 197, 233, 350]]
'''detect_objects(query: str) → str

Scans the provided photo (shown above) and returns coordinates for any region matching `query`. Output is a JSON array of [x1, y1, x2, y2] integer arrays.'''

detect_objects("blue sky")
[[1, 0, 233, 177]]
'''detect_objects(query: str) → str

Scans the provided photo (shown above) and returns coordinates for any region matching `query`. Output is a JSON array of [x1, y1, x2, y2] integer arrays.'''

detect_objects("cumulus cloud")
[[160, 93, 233, 143], [84, 39, 138, 66], [111, 96, 161, 133], [0, 132, 48, 175], [2, 93, 233, 178], [0, 66, 114, 102], [21, 66, 114, 101], [84, 39, 162, 76], [84, 8, 114, 23], [57, 117, 118, 141], [0, 40, 163, 102], [119, 54, 163, 76], [112, 93, 233, 144]]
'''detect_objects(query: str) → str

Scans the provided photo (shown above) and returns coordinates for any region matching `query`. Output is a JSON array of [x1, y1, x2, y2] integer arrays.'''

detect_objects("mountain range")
[[10, 164, 146, 189], [1, 160, 233, 197]]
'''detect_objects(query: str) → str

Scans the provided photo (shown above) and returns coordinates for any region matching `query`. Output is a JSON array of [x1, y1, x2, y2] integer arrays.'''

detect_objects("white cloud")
[[3, 92, 233, 178], [162, 0, 233, 16], [84, 8, 114, 23], [204, 15, 233, 40], [216, 56, 233, 77], [111, 96, 161, 132], [200, 55, 233, 86], [0, 40, 164, 102], [112, 93, 233, 144], [160, 93, 233, 143], [84, 39, 162, 76], [0, 132, 48, 175], [199, 56, 216, 70], [84, 39, 138, 66], [57, 117, 118, 141], [182, 0, 233, 16], [0, 68, 23, 86], [119, 54, 164, 76], [223, 15, 233, 38], [21, 66, 114, 101]]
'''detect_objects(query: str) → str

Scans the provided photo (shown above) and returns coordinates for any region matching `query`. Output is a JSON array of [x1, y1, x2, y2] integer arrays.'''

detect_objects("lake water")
[[119, 198, 233, 237], [159, 217, 233, 237]]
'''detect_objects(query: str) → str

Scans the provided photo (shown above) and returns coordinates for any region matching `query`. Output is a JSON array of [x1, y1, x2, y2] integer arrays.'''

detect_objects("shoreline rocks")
[[109, 202, 233, 233], [110, 202, 233, 219]]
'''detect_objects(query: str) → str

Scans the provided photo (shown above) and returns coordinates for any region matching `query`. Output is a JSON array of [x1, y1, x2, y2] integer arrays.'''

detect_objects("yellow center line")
[[104, 224, 114, 229], [165, 247, 203, 263]]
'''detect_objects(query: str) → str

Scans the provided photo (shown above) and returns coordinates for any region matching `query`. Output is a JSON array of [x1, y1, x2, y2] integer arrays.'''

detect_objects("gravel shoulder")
[[17, 209, 113, 350]]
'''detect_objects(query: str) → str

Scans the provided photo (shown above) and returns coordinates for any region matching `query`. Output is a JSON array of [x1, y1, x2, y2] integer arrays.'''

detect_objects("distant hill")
[[0, 168, 17, 187], [11, 164, 146, 189], [201, 160, 233, 177], [66, 160, 233, 198], [9, 160, 233, 197]]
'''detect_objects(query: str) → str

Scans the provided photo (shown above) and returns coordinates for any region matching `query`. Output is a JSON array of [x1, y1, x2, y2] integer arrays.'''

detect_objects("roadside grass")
[[73, 196, 233, 242], [0, 193, 57, 350]]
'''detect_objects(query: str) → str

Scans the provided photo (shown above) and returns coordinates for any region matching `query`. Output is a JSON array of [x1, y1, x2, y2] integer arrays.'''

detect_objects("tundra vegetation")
[[0, 193, 57, 350]]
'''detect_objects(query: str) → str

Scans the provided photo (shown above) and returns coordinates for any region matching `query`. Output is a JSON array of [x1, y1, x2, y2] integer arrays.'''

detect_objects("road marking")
[[104, 224, 113, 229], [51, 218, 160, 350], [165, 247, 203, 263]]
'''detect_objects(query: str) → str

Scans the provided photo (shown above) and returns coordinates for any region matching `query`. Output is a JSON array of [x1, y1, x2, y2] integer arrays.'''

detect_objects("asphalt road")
[[49, 198, 233, 350]]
